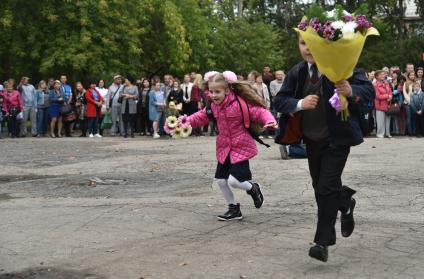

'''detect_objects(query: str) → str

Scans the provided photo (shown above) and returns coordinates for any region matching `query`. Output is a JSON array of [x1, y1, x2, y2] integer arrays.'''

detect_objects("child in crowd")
[[410, 82, 424, 137], [185, 71, 277, 221]]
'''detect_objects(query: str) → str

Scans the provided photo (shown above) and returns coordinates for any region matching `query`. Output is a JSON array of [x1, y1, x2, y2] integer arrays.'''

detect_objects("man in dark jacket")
[[274, 37, 375, 262]]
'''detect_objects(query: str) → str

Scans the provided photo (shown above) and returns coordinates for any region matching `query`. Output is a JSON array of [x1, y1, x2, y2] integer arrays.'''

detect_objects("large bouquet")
[[296, 5, 379, 120]]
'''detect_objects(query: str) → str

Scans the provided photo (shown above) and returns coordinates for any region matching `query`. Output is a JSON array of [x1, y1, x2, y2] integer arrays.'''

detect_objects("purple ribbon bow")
[[329, 89, 342, 112]]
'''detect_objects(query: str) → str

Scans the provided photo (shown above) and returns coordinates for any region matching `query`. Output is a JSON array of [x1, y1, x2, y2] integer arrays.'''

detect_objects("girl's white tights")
[[216, 175, 253, 205], [216, 179, 235, 205], [228, 175, 252, 191]]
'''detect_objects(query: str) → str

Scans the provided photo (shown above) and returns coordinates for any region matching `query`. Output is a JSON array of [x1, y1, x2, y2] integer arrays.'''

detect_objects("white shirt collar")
[[308, 63, 321, 78]]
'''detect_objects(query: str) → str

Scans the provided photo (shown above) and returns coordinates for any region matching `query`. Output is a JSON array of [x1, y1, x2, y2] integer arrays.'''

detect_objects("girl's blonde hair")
[[209, 73, 266, 108], [38, 80, 46, 89], [75, 82, 85, 92], [208, 73, 266, 133], [194, 74, 203, 86]]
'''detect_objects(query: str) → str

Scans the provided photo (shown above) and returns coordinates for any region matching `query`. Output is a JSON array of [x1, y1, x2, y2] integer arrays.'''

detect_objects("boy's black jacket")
[[274, 61, 375, 147]]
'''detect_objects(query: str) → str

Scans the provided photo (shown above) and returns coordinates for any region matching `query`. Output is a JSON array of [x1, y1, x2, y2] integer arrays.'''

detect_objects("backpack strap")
[[236, 95, 250, 129], [235, 96, 270, 148]]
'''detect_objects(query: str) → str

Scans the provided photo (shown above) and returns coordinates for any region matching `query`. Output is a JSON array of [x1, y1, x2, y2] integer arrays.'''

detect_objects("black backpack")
[[206, 96, 270, 148]]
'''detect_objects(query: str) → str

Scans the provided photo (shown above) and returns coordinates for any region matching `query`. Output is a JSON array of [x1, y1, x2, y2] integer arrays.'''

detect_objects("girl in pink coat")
[[185, 71, 277, 221]]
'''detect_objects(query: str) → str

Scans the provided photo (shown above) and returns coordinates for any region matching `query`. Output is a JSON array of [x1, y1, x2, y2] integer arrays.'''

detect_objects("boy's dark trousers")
[[306, 139, 356, 246], [414, 113, 424, 136]]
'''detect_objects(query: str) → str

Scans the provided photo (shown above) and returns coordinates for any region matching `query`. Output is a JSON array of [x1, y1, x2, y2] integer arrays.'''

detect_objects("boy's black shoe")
[[217, 203, 242, 221], [247, 183, 264, 208], [309, 245, 328, 262], [341, 198, 356, 237]]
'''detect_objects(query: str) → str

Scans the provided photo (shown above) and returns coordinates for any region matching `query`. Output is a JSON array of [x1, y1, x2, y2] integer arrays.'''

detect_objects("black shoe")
[[131, 133, 135, 138], [279, 145, 289, 160], [124, 134, 128, 138], [341, 198, 356, 237], [217, 203, 243, 221], [247, 183, 264, 208], [309, 245, 328, 262]]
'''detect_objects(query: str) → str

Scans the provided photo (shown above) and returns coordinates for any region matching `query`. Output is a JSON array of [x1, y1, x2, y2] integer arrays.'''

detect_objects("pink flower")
[[298, 21, 308, 31], [222, 71, 238, 84], [178, 115, 189, 128], [355, 15, 372, 30], [164, 124, 176, 135], [342, 15, 354, 22], [322, 21, 336, 40], [309, 18, 322, 33], [204, 71, 219, 82]]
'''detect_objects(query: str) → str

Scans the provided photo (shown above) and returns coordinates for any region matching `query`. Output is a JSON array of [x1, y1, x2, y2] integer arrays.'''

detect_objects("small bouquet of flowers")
[[164, 115, 192, 139], [296, 5, 379, 120]]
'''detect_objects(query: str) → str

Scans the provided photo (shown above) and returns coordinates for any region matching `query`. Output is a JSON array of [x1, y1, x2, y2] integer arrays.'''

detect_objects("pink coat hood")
[[187, 91, 276, 164]]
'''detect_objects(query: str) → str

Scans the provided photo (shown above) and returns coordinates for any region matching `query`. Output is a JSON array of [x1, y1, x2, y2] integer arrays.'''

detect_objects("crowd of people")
[[0, 63, 423, 141], [367, 64, 424, 138], [0, 66, 284, 140]]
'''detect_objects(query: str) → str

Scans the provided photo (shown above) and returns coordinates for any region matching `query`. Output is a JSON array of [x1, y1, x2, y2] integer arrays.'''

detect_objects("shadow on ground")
[[0, 267, 103, 279]]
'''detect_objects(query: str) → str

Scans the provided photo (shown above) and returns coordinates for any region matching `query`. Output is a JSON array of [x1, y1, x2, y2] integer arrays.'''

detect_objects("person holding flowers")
[[180, 71, 277, 221], [274, 6, 376, 262]]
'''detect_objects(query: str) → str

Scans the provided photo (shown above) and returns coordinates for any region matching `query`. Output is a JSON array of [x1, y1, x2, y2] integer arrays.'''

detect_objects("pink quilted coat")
[[187, 91, 276, 164]]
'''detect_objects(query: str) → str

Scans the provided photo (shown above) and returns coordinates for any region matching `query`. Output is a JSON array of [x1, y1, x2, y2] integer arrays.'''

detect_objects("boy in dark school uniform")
[[274, 36, 375, 262]]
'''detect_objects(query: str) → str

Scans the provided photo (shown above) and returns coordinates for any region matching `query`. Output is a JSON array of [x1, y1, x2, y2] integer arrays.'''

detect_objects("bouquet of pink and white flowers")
[[297, 6, 374, 41], [296, 5, 379, 120], [164, 115, 192, 139]]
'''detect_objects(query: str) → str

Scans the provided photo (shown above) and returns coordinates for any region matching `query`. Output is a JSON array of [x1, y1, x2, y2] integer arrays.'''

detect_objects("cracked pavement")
[[0, 136, 423, 278]]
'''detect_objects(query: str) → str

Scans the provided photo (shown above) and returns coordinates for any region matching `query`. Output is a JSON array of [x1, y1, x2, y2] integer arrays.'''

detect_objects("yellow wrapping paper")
[[295, 26, 379, 120], [295, 27, 379, 83]]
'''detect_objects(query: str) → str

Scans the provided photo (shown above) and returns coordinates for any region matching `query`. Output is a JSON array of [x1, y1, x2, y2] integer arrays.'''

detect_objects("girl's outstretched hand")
[[264, 122, 278, 130]]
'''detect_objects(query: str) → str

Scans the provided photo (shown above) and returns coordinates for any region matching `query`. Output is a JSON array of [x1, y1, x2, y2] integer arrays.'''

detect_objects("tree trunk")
[[398, 0, 405, 39], [238, 0, 243, 18]]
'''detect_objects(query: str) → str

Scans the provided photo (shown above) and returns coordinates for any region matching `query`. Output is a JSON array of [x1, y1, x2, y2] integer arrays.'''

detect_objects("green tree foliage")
[[210, 18, 284, 73], [0, 0, 423, 83]]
